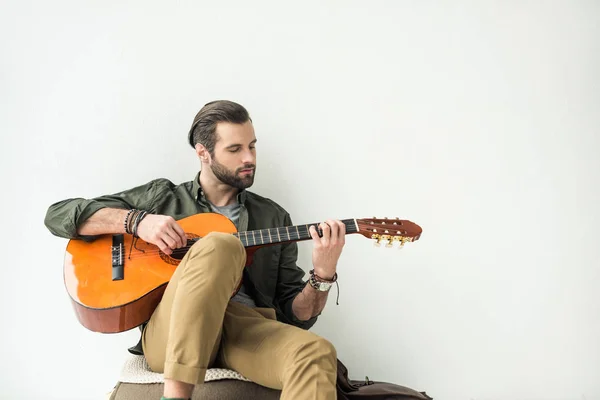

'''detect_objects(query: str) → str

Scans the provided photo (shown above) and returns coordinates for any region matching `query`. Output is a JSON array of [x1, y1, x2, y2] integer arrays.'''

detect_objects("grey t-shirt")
[[208, 201, 257, 308]]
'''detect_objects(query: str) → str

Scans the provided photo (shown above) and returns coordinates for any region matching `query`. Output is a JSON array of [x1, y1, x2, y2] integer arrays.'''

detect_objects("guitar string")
[[118, 222, 361, 260], [122, 234, 406, 261], [123, 231, 329, 259]]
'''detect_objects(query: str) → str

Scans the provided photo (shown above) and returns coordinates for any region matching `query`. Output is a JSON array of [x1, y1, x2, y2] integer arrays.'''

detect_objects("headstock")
[[356, 217, 422, 248]]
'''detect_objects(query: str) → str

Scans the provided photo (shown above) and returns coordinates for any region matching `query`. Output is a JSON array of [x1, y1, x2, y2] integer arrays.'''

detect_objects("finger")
[[337, 220, 346, 242], [309, 225, 321, 246], [155, 238, 172, 255], [160, 231, 178, 250], [327, 219, 339, 243], [171, 222, 187, 247], [320, 222, 330, 245], [165, 225, 185, 248]]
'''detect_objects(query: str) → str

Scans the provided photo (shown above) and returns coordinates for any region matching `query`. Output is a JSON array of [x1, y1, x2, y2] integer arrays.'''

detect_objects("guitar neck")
[[221, 218, 358, 248]]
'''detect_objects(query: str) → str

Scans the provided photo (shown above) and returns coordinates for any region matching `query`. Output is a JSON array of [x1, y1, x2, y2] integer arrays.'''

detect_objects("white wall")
[[1, 1, 598, 399]]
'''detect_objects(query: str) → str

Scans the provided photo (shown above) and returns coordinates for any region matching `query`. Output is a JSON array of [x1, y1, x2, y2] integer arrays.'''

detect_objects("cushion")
[[108, 380, 281, 400], [108, 354, 281, 400]]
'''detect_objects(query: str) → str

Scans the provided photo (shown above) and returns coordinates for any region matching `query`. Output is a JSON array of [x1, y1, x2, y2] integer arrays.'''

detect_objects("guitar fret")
[[297, 225, 304, 240], [285, 226, 290, 241], [277, 228, 281, 243], [252, 230, 256, 246], [268, 228, 273, 243], [295, 225, 299, 239]]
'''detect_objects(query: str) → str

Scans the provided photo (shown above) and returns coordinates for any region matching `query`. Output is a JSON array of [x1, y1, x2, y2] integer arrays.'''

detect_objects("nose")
[[241, 148, 255, 165]]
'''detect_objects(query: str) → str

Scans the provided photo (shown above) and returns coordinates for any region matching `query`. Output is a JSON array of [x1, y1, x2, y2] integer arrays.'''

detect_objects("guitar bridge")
[[111, 235, 124, 281]]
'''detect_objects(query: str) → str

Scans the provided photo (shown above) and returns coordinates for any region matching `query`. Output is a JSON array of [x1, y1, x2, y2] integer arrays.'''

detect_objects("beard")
[[210, 157, 256, 190]]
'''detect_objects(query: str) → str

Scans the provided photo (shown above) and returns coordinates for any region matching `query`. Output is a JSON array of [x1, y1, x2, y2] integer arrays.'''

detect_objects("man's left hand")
[[308, 219, 346, 280]]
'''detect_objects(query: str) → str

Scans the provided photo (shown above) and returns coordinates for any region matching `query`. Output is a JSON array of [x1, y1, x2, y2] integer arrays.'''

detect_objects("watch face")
[[318, 282, 332, 291]]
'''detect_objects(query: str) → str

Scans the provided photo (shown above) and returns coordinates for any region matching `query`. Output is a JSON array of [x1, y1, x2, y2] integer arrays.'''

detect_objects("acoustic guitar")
[[63, 213, 422, 333]]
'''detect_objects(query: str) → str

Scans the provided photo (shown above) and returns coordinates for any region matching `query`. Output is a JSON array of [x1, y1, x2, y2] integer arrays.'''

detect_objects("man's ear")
[[195, 143, 210, 162]]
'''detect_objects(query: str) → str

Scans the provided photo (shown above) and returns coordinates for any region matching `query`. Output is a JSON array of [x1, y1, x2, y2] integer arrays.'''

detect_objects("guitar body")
[[64, 213, 240, 334]]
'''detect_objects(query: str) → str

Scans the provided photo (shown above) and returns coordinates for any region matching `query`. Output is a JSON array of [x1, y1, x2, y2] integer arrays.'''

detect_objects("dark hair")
[[187, 100, 252, 154]]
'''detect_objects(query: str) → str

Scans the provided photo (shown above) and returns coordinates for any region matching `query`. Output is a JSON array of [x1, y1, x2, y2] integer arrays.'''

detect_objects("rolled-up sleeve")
[[44, 180, 160, 240]]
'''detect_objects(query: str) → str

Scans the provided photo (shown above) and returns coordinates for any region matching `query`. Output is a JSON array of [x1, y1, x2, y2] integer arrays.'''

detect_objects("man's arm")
[[44, 180, 159, 239], [44, 179, 186, 254], [291, 280, 330, 321], [76, 208, 129, 236], [291, 219, 345, 321], [76, 208, 187, 255]]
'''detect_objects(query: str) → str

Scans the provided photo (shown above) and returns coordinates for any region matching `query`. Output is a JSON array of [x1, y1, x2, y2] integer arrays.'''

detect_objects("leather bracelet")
[[310, 269, 337, 283], [308, 270, 341, 304], [131, 210, 148, 238], [308, 274, 322, 290]]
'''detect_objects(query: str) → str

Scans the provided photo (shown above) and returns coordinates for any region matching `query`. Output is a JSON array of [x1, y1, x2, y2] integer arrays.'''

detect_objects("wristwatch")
[[308, 269, 337, 292]]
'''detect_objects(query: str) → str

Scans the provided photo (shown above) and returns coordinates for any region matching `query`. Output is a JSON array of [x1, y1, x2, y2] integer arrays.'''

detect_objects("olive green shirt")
[[44, 172, 318, 340]]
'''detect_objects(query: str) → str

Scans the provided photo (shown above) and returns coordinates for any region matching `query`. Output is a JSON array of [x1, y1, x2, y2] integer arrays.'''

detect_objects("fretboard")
[[233, 218, 358, 247]]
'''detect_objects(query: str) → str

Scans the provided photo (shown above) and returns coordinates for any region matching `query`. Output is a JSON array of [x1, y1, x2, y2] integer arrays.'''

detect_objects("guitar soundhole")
[[170, 239, 196, 260], [159, 235, 200, 265]]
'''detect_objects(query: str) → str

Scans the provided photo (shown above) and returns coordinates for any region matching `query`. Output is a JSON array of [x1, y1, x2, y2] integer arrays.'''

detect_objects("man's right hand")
[[136, 214, 188, 255]]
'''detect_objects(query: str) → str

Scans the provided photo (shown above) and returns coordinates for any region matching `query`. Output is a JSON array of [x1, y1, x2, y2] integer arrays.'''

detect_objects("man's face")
[[210, 121, 257, 190]]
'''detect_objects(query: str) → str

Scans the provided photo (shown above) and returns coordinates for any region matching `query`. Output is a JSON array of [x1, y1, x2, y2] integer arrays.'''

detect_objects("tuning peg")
[[378, 235, 391, 248], [372, 233, 381, 247], [385, 240, 394, 248], [398, 237, 409, 249]]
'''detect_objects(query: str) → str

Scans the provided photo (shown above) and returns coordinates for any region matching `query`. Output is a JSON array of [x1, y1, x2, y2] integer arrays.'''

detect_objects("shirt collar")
[[192, 170, 248, 205]]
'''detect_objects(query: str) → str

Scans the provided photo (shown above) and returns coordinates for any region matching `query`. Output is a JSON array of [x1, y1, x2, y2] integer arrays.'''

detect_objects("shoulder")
[[136, 177, 196, 207]]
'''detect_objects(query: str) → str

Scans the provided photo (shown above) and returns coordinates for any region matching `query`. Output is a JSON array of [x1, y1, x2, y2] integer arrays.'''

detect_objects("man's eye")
[[250, 146, 256, 150], [229, 148, 240, 153]]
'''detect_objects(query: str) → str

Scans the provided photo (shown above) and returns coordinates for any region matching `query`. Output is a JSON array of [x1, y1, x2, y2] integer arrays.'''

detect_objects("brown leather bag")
[[336, 359, 433, 400]]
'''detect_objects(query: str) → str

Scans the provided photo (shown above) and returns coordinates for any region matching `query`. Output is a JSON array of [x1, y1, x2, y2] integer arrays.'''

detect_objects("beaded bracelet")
[[127, 210, 141, 235], [124, 209, 137, 234]]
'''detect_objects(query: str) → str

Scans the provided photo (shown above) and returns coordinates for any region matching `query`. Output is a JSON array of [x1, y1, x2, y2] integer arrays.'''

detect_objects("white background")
[[1, 1, 599, 399]]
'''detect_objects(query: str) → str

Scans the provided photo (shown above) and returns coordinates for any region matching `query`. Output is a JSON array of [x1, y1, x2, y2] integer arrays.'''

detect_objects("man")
[[44, 100, 344, 400]]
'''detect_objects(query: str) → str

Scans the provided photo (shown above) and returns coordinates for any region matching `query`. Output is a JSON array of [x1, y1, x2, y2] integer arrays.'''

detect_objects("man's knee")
[[314, 337, 337, 363], [292, 335, 337, 367], [188, 232, 244, 259], [184, 231, 246, 274], [201, 231, 245, 253]]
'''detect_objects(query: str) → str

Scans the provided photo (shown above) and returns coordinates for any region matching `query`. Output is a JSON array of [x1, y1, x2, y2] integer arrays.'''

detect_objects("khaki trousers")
[[142, 232, 337, 400]]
